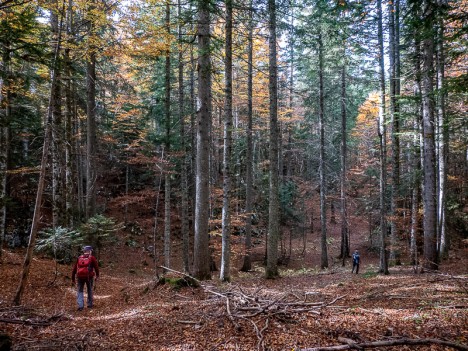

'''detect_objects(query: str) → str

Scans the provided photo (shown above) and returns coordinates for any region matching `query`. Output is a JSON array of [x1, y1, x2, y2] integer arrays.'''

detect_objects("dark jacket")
[[352, 252, 360, 264]]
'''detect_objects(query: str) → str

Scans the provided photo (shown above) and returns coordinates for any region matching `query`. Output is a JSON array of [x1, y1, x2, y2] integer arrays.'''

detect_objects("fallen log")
[[158, 266, 200, 288], [299, 337, 468, 351]]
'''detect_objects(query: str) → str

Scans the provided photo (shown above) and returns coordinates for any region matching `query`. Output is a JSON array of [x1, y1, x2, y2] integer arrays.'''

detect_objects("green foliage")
[[35, 216, 121, 262], [362, 269, 379, 279], [279, 180, 299, 222], [446, 197, 468, 238], [79, 215, 122, 254], [35, 227, 80, 264]]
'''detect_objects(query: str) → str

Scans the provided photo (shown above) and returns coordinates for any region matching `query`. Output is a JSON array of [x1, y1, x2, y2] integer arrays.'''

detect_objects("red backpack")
[[77, 255, 93, 279]]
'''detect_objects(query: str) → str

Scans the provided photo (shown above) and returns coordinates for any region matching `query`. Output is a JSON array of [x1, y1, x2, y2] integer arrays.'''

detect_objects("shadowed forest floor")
[[1, 240, 467, 351]]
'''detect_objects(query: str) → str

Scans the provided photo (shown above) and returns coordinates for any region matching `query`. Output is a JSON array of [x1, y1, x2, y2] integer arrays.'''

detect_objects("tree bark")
[[411, 12, 423, 269], [178, 0, 190, 274], [220, 0, 233, 282], [410, 111, 421, 268], [164, 0, 172, 272], [318, 30, 328, 270], [266, 0, 280, 279], [0, 40, 11, 258], [377, 0, 389, 275], [436, 0, 448, 259], [51, 1, 64, 230], [421, 0, 438, 271], [190, 28, 196, 239], [388, 0, 401, 265], [339, 62, 349, 265], [86, 53, 97, 220], [64, 4, 74, 228], [240, 0, 254, 273], [193, 0, 212, 280]]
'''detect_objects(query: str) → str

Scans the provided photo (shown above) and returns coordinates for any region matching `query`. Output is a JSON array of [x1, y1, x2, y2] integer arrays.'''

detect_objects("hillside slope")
[[1, 246, 467, 350]]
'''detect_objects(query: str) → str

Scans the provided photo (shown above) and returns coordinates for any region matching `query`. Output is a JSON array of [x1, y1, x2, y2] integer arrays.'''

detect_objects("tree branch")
[[299, 338, 468, 351]]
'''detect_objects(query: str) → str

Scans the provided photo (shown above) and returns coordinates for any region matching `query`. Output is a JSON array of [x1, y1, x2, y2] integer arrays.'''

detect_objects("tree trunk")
[[240, 0, 254, 273], [421, 0, 438, 271], [64, 27, 74, 228], [377, 0, 389, 275], [164, 0, 172, 272], [266, 0, 280, 279], [193, 0, 212, 280], [410, 109, 421, 268], [86, 52, 97, 220], [190, 32, 196, 239], [436, 0, 448, 259], [388, 0, 401, 265], [411, 13, 423, 269], [51, 3, 63, 229], [73, 81, 84, 219], [13, 4, 64, 305], [178, 0, 190, 274], [318, 31, 328, 270], [220, 0, 233, 282], [0, 43, 11, 258], [339, 62, 349, 265]]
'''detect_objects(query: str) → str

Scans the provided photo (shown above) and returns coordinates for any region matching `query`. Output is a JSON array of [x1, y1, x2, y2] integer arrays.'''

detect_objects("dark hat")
[[83, 245, 93, 252]]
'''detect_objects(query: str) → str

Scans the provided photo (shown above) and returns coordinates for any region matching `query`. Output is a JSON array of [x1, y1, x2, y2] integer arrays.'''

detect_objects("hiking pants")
[[352, 262, 359, 274], [77, 277, 94, 308]]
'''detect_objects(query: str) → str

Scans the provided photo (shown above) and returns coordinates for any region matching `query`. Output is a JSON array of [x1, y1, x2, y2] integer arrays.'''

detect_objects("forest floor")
[[1, 234, 467, 351]]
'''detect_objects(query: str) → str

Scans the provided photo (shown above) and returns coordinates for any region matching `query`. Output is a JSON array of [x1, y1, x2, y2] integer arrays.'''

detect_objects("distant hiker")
[[352, 249, 360, 274], [72, 245, 99, 311]]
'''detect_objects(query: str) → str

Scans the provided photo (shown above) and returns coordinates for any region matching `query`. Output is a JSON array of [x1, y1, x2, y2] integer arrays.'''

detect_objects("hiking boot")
[[77, 307, 83, 311]]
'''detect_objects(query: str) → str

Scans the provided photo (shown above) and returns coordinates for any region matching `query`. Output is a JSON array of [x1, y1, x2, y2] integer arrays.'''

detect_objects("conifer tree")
[[266, 0, 280, 279], [193, 0, 212, 280]]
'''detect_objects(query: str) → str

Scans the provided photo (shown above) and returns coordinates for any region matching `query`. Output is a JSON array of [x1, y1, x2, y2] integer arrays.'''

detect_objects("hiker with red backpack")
[[72, 246, 99, 311]]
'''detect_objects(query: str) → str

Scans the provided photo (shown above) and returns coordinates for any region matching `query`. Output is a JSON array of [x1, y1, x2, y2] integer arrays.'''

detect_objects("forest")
[[0, 0, 467, 350]]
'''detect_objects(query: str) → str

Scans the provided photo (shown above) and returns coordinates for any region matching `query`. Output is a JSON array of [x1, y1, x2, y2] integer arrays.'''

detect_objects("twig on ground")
[[177, 320, 202, 325]]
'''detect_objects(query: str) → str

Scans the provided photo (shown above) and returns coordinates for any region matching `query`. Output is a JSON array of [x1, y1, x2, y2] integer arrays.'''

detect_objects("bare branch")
[[299, 338, 468, 351]]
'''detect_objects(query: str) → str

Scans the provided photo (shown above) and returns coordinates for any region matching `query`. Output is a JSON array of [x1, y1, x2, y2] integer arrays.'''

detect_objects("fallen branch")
[[226, 293, 241, 331], [0, 307, 66, 327], [0, 318, 52, 326], [299, 337, 468, 351]]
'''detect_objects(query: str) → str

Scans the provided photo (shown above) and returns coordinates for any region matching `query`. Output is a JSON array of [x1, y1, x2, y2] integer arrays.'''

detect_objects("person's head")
[[83, 245, 93, 254], [354, 249, 359, 253]]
